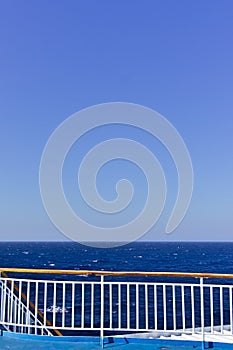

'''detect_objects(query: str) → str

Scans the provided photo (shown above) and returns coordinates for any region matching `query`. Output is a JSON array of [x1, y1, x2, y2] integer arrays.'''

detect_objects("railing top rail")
[[0, 268, 233, 279]]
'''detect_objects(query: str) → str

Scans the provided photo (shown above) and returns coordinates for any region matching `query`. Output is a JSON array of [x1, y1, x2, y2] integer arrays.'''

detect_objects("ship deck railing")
[[1, 268, 233, 346]]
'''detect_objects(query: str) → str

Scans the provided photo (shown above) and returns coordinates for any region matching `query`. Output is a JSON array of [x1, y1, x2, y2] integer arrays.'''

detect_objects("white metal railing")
[[0, 269, 233, 343], [0, 279, 52, 335]]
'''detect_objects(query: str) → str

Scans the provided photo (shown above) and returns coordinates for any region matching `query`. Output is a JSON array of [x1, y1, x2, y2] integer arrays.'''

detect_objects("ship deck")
[[1, 330, 233, 349]]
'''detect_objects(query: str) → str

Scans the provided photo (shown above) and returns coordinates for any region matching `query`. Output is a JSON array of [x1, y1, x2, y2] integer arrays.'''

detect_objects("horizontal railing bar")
[[0, 277, 198, 285], [2, 277, 233, 289], [0, 277, 101, 284], [4, 321, 229, 334], [0, 322, 101, 331], [2, 268, 233, 279]]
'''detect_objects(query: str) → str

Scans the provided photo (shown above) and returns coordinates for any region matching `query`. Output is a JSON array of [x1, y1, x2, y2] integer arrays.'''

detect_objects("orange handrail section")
[[1, 268, 233, 279]]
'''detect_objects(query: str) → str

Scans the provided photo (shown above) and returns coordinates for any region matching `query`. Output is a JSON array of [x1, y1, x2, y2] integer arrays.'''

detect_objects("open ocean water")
[[0, 242, 233, 350], [0, 241, 232, 273]]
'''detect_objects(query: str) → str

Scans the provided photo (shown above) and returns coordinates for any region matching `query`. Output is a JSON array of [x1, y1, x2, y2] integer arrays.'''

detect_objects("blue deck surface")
[[0, 332, 233, 349]]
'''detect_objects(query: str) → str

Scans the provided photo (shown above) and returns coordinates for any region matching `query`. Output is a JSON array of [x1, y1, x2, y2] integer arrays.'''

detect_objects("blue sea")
[[0, 241, 232, 274]]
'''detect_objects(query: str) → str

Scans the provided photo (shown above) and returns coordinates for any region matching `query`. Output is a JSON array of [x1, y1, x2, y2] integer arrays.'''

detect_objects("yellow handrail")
[[1, 268, 233, 279]]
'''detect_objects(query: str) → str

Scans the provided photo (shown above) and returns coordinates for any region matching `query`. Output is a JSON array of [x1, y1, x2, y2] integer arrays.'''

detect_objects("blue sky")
[[0, 0, 233, 241]]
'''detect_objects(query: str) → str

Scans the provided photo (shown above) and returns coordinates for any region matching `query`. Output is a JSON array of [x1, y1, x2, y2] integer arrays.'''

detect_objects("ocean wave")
[[46, 305, 68, 314]]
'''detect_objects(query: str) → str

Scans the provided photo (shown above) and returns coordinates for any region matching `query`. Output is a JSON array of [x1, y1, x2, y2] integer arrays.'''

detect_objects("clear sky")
[[0, 0, 233, 242]]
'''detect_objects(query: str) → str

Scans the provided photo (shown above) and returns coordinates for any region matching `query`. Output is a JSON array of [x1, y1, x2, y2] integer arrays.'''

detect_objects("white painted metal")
[[210, 286, 214, 333], [220, 286, 223, 334], [173, 284, 176, 331], [100, 275, 104, 348], [191, 285, 195, 333], [230, 287, 233, 334], [0, 279, 52, 336]]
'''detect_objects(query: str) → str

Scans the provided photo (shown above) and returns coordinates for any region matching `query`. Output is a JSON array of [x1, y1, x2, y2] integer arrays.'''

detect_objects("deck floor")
[[1, 332, 233, 350], [118, 329, 233, 344]]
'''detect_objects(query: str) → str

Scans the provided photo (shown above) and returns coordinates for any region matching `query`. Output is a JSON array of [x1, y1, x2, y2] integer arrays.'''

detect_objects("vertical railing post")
[[100, 275, 104, 348], [230, 287, 233, 335], [210, 286, 214, 334], [172, 284, 176, 332], [200, 277, 205, 349], [191, 285, 195, 334], [2, 278, 6, 326]]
